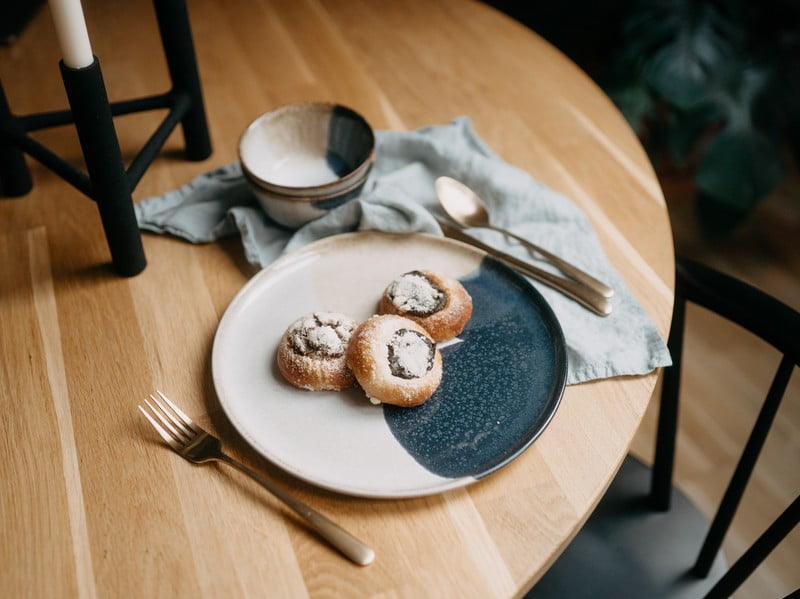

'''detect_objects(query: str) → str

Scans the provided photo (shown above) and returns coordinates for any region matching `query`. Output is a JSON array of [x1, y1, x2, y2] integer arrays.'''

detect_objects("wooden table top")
[[0, 0, 674, 597]]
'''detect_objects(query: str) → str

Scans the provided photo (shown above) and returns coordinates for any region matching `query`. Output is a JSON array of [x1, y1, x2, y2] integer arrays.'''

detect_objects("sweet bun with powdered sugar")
[[346, 314, 443, 407], [277, 311, 359, 391], [378, 270, 472, 342]]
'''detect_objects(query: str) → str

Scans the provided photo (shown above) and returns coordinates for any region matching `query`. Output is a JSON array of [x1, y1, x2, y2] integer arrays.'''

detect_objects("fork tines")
[[138, 391, 200, 449]]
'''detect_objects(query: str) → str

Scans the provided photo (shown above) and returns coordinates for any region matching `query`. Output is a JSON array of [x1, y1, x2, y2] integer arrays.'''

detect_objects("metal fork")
[[138, 391, 375, 566]]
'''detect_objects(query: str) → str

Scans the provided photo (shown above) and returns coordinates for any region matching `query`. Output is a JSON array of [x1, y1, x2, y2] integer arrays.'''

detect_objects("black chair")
[[528, 257, 800, 598]]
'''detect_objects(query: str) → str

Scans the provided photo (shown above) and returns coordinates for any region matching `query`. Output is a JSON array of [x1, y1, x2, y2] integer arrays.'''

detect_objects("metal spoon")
[[438, 219, 612, 316], [435, 176, 614, 298]]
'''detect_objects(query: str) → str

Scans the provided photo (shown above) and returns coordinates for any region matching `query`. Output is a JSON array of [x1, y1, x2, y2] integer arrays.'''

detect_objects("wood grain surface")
[[0, 1, 674, 597]]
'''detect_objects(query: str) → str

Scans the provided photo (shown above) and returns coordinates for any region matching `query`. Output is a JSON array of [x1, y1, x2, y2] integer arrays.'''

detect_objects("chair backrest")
[[651, 257, 800, 598]]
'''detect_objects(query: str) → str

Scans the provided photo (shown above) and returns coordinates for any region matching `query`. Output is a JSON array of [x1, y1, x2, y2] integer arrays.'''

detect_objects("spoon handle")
[[495, 255, 612, 316], [489, 225, 615, 298], [439, 222, 612, 316]]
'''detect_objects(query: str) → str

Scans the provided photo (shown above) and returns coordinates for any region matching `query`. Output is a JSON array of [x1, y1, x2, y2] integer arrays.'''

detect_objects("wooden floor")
[[629, 167, 800, 598]]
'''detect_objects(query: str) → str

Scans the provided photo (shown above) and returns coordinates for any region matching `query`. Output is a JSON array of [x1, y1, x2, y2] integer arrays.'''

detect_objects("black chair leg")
[[693, 354, 794, 577], [703, 495, 800, 599], [153, 0, 212, 161], [650, 291, 686, 511]]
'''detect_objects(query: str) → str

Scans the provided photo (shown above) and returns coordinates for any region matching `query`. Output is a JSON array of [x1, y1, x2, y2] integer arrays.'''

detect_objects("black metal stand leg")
[[153, 0, 212, 161], [0, 80, 33, 197], [2, 1, 211, 276], [60, 58, 146, 277]]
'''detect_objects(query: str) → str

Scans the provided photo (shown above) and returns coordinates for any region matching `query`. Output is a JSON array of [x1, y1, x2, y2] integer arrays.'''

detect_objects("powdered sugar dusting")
[[388, 272, 444, 315], [305, 326, 342, 354], [388, 329, 434, 379], [289, 312, 355, 358]]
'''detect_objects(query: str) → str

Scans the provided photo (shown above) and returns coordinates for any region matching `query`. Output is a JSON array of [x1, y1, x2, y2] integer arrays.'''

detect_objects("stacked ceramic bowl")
[[239, 103, 375, 228]]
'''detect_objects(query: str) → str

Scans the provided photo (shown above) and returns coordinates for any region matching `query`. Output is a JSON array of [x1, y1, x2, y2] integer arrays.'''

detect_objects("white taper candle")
[[48, 0, 94, 68]]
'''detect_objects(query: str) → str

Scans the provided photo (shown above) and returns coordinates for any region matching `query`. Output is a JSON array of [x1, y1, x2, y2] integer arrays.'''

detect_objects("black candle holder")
[[0, 0, 211, 276]]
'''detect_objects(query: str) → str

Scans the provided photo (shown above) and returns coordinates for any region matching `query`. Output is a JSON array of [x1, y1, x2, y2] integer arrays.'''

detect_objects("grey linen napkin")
[[136, 117, 671, 384]]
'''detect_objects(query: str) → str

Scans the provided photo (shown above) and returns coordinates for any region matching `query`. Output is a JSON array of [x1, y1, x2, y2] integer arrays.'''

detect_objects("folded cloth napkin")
[[136, 116, 671, 384]]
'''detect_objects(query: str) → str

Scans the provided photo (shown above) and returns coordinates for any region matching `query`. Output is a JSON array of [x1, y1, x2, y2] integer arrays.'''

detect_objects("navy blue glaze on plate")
[[383, 257, 567, 479]]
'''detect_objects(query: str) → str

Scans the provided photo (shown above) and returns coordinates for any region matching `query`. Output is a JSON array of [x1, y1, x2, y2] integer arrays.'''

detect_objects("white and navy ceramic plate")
[[212, 232, 567, 498]]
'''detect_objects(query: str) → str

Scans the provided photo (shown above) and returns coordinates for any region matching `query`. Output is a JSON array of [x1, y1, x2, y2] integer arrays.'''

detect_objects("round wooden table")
[[0, 1, 674, 596]]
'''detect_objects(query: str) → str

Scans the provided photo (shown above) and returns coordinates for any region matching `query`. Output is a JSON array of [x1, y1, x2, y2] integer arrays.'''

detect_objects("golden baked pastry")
[[347, 314, 443, 407], [378, 270, 472, 342], [276, 312, 358, 391]]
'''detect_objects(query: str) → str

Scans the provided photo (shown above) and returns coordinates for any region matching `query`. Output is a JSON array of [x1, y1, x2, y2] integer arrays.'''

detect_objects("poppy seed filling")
[[387, 328, 435, 379], [289, 313, 354, 358], [387, 271, 446, 316]]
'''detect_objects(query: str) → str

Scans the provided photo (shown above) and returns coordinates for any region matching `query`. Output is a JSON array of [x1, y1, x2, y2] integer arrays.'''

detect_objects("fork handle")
[[216, 453, 375, 566]]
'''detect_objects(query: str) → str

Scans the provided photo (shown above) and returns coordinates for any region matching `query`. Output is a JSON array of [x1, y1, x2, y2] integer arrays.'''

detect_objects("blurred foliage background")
[[486, 0, 800, 237]]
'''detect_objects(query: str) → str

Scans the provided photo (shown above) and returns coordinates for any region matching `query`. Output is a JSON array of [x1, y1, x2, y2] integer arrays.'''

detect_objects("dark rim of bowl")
[[238, 102, 375, 195]]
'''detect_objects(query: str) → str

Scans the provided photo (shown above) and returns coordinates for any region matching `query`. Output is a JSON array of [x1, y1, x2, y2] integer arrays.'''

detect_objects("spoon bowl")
[[435, 177, 493, 229]]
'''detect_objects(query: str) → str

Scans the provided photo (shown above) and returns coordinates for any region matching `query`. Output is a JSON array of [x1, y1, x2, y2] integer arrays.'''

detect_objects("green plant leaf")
[[645, 46, 710, 109], [695, 128, 784, 211], [707, 61, 772, 129], [635, 1, 739, 110]]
